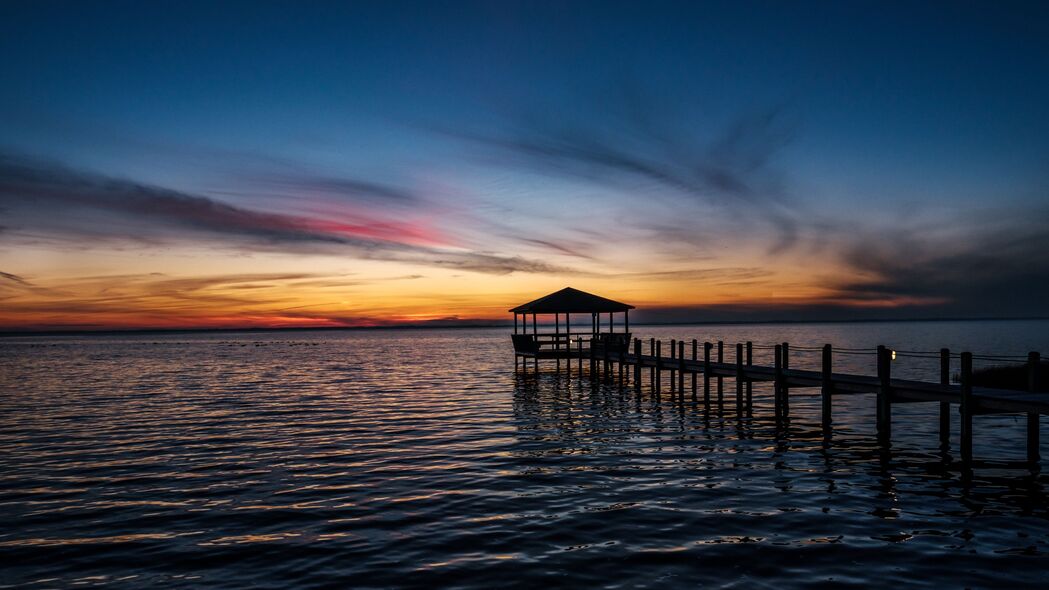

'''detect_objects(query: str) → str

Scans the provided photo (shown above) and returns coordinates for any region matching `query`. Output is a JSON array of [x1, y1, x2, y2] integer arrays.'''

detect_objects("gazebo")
[[509, 287, 634, 364]]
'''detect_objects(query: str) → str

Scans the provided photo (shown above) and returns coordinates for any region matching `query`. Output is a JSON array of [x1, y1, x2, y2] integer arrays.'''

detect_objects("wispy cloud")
[[0, 270, 29, 286], [446, 86, 803, 251], [0, 152, 583, 276], [239, 172, 421, 206]]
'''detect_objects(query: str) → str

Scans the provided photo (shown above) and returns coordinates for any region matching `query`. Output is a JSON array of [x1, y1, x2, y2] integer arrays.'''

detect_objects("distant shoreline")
[[2, 316, 1048, 338]]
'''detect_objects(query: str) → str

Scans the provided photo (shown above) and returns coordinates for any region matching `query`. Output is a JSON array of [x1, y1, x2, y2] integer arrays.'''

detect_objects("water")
[[2, 320, 1049, 588]]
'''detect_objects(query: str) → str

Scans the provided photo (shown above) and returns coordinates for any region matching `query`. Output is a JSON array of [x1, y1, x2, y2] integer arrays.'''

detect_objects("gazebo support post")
[[555, 313, 560, 372], [532, 313, 538, 372]]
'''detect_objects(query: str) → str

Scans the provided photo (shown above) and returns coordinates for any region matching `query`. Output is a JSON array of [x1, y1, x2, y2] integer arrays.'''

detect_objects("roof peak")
[[509, 287, 635, 314]]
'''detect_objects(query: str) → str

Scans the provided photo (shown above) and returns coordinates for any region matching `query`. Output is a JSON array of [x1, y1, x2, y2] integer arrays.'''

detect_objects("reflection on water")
[[2, 321, 1049, 588]]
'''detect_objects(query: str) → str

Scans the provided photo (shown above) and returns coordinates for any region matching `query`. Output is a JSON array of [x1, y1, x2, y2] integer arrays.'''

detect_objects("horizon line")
[[3, 315, 1048, 338]]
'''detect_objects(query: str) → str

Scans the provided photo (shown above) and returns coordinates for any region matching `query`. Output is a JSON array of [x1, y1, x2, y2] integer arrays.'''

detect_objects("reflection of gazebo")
[[510, 287, 634, 363]]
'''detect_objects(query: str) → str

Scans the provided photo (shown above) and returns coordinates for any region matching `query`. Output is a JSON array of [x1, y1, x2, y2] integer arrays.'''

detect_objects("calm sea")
[[3, 320, 1049, 588]]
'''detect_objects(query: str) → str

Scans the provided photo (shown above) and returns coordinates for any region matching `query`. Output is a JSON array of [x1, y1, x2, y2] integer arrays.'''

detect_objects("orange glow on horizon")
[[0, 240, 934, 331]]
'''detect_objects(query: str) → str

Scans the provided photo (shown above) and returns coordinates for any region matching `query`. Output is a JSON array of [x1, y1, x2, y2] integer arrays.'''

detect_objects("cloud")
[[0, 153, 395, 246], [445, 86, 803, 251], [239, 172, 420, 206], [828, 210, 1049, 315], [0, 270, 28, 285], [511, 237, 595, 259], [0, 152, 582, 276]]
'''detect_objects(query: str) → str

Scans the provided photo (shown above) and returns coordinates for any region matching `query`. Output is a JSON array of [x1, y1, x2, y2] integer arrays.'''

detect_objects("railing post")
[[678, 340, 685, 398], [939, 348, 950, 449], [745, 341, 753, 410], [773, 344, 783, 420], [703, 342, 712, 406], [876, 345, 892, 443], [691, 339, 698, 401], [649, 337, 656, 387], [633, 338, 642, 391], [717, 340, 724, 409], [781, 342, 790, 416], [669, 339, 677, 393], [654, 340, 662, 397], [1028, 351, 1041, 466], [960, 352, 973, 465], [821, 344, 833, 431], [735, 343, 744, 416]]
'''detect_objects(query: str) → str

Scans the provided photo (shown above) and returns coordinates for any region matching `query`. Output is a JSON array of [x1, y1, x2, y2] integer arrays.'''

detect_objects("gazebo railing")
[[512, 332, 632, 356]]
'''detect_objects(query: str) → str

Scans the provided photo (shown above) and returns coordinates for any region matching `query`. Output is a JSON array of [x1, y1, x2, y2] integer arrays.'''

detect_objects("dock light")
[[891, 349, 896, 361]]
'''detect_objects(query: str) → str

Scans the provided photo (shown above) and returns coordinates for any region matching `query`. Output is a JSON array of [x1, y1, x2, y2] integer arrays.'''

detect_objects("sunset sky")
[[2, 1, 1048, 330]]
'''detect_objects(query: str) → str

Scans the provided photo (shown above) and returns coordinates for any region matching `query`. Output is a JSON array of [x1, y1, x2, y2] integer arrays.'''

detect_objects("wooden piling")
[[735, 343, 744, 416], [1028, 351, 1040, 465], [781, 342, 790, 416], [821, 344, 832, 431], [703, 342, 712, 405], [745, 341, 753, 410], [655, 340, 662, 396], [717, 340, 724, 408], [691, 339, 698, 400], [773, 344, 783, 419], [876, 345, 892, 442], [939, 348, 950, 448], [649, 338, 656, 387], [960, 352, 973, 465], [678, 340, 685, 397], [633, 338, 642, 391], [670, 339, 677, 393]]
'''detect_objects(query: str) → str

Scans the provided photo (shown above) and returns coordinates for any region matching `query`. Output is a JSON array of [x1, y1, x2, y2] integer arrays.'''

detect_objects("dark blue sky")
[[5, 1, 1048, 196], [2, 1, 1049, 327]]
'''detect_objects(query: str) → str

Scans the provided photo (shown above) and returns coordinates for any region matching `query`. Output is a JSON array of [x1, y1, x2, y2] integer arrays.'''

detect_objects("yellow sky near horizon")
[[0, 238, 906, 330]]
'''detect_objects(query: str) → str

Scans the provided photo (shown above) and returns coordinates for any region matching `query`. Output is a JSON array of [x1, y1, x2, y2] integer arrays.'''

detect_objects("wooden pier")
[[508, 288, 1047, 469], [515, 337, 1047, 467]]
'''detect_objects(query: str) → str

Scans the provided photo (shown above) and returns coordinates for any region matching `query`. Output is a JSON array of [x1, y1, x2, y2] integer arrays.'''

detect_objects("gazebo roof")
[[509, 287, 634, 314]]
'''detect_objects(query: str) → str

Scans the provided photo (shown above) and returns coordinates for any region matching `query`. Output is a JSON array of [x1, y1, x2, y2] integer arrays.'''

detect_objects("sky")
[[2, 0, 1048, 330]]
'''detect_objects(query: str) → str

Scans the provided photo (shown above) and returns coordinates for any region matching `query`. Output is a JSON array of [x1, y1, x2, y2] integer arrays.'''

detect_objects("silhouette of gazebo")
[[509, 287, 634, 362]]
